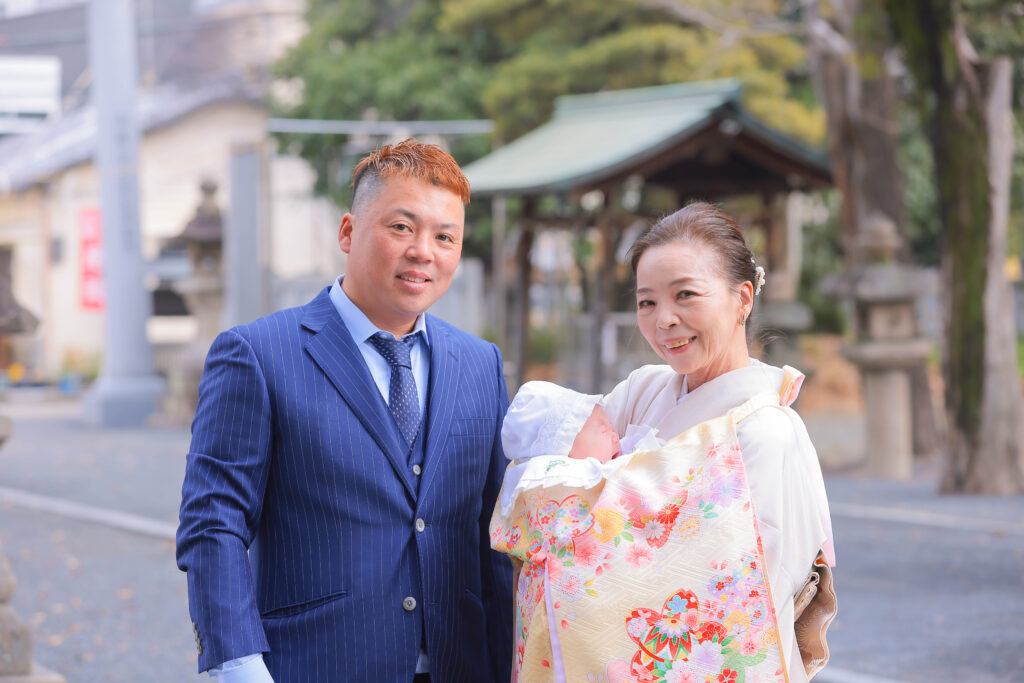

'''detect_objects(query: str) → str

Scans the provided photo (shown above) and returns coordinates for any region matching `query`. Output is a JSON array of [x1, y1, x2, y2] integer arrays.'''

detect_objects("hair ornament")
[[754, 266, 766, 296]]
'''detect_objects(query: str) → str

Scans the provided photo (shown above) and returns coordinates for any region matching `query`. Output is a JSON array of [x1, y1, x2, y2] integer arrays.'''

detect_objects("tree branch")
[[638, 0, 801, 41]]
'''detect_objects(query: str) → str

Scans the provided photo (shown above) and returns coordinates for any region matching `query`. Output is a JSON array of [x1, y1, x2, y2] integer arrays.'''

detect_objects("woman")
[[491, 202, 834, 683]]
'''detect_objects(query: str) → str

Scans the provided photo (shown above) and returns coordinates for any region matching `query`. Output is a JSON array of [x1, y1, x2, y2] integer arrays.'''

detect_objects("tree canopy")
[[273, 0, 826, 202], [272, 0, 500, 200], [440, 0, 823, 144]]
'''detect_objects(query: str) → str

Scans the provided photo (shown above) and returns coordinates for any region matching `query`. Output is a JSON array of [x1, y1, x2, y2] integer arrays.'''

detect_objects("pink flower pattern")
[[492, 438, 787, 683]]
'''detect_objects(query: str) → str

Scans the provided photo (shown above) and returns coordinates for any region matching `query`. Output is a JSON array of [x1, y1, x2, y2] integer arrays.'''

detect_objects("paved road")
[[1, 395, 1022, 682]]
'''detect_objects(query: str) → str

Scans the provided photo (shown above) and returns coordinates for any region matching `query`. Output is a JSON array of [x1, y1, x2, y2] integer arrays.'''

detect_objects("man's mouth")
[[398, 274, 429, 284], [665, 336, 697, 350]]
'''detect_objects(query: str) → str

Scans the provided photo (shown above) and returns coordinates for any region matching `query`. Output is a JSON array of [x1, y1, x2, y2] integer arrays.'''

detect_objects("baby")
[[498, 381, 661, 515], [503, 381, 621, 464]]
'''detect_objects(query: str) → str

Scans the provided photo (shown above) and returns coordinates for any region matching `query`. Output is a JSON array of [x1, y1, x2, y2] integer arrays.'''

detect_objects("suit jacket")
[[176, 287, 514, 682]]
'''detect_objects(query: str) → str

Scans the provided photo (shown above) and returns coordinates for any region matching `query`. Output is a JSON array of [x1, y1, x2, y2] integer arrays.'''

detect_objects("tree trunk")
[[805, 2, 859, 266], [888, 1, 1024, 493], [947, 58, 1024, 492], [807, 1, 942, 455]]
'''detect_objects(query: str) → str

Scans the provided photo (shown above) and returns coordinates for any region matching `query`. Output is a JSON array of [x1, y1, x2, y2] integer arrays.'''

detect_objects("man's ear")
[[338, 213, 355, 255]]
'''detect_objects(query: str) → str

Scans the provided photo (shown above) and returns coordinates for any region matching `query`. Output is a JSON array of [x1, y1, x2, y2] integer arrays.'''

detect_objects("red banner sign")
[[80, 207, 104, 310]]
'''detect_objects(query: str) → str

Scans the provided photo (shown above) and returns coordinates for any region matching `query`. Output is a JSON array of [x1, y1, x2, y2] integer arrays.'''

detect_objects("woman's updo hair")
[[629, 201, 758, 293]]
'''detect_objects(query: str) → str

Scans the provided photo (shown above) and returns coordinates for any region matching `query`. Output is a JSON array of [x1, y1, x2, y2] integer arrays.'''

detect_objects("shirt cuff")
[[209, 653, 273, 682]]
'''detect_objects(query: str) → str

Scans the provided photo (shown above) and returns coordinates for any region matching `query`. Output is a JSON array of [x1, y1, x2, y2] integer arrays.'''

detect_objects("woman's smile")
[[664, 336, 697, 350]]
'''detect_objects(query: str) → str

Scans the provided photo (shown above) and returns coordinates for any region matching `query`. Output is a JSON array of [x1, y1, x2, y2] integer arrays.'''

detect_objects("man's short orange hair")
[[351, 138, 471, 205]]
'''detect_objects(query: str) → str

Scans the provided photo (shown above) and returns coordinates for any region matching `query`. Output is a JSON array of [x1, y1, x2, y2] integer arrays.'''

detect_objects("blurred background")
[[0, 0, 1021, 681]]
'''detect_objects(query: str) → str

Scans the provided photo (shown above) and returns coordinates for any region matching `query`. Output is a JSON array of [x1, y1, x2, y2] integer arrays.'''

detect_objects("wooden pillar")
[[589, 204, 619, 393], [513, 199, 536, 392], [491, 195, 507, 351]]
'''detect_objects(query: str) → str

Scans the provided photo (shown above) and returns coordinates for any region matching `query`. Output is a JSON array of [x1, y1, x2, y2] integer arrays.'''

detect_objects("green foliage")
[[898, 102, 941, 266], [443, 0, 825, 143], [528, 326, 562, 364], [893, 0, 1024, 265], [272, 0, 501, 203], [273, 0, 828, 201], [1018, 334, 1024, 382]]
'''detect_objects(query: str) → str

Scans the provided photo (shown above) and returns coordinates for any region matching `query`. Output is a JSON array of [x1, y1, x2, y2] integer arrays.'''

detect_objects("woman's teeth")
[[666, 337, 696, 349]]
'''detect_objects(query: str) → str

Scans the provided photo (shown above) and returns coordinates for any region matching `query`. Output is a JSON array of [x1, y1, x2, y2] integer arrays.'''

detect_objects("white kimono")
[[600, 360, 835, 683]]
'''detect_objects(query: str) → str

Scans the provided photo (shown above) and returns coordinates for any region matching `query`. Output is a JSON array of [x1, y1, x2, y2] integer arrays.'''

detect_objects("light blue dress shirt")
[[209, 276, 431, 681], [328, 275, 430, 415]]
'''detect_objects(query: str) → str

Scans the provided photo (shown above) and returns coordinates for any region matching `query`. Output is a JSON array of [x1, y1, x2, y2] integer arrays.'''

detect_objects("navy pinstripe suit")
[[176, 287, 514, 682]]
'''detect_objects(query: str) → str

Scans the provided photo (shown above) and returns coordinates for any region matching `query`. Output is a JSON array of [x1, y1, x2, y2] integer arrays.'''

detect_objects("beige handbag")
[[793, 549, 837, 679]]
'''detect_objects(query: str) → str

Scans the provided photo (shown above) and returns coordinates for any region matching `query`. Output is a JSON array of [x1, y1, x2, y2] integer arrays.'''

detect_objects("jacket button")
[[412, 464, 422, 475], [402, 596, 417, 611], [415, 518, 425, 533]]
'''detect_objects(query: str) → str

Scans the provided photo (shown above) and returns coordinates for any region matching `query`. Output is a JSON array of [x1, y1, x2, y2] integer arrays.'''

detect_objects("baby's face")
[[567, 404, 621, 463]]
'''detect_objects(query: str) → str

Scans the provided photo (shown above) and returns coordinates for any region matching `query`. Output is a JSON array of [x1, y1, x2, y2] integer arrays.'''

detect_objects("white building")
[[0, 0, 346, 382]]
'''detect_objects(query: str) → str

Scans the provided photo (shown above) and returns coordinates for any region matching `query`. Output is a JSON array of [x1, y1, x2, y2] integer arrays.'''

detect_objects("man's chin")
[[399, 286, 450, 311]]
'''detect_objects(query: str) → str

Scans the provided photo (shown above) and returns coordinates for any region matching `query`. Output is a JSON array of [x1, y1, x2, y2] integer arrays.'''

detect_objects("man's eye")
[[392, 223, 411, 231], [437, 234, 454, 243]]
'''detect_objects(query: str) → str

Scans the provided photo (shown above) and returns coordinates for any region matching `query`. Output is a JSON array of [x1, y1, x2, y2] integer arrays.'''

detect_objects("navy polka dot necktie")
[[369, 331, 421, 446]]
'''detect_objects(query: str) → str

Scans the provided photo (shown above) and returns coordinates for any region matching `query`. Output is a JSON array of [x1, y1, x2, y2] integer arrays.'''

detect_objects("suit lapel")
[[420, 315, 459, 500], [301, 289, 416, 498]]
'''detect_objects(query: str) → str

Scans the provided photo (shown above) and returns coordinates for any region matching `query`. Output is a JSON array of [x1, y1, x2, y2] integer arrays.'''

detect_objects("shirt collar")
[[329, 276, 430, 346]]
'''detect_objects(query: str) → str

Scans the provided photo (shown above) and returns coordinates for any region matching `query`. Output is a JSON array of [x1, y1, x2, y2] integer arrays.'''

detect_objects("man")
[[176, 139, 514, 682]]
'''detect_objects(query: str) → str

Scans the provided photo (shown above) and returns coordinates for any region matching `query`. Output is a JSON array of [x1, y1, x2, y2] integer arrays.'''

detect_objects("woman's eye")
[[677, 290, 695, 300], [637, 299, 653, 309]]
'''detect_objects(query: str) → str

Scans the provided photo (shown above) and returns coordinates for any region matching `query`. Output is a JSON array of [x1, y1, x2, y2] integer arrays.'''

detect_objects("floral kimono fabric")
[[491, 391, 790, 683]]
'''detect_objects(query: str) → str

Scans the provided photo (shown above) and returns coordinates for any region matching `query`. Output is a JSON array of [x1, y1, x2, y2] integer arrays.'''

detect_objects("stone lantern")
[[841, 214, 932, 479], [0, 270, 63, 681], [169, 179, 224, 414], [176, 178, 224, 343]]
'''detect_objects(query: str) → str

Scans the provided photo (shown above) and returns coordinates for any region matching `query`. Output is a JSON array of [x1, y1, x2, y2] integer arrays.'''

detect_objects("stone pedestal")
[[842, 261, 932, 479], [843, 338, 932, 479], [0, 548, 64, 683], [863, 370, 911, 478], [176, 274, 224, 413]]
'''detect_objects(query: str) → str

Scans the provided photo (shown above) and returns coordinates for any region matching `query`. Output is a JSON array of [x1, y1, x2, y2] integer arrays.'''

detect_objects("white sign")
[[0, 55, 61, 134]]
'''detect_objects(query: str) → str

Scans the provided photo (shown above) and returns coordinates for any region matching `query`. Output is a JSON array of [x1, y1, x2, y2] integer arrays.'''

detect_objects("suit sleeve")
[[480, 343, 515, 682], [176, 328, 273, 672]]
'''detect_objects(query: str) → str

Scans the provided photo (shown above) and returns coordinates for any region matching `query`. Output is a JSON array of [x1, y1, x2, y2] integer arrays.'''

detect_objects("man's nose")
[[406, 232, 433, 261]]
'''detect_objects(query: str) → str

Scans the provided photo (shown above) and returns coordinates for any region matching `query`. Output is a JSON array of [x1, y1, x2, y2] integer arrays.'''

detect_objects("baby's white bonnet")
[[501, 381, 603, 460]]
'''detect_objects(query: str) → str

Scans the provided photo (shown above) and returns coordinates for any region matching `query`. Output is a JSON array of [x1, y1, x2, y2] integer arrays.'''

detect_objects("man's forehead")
[[354, 172, 463, 208]]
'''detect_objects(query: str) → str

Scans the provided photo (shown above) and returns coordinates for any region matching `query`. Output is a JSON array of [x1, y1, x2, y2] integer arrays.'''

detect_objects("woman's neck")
[[684, 340, 751, 392]]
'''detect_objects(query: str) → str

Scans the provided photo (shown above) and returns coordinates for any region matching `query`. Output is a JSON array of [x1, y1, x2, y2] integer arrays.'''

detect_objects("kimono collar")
[[656, 359, 796, 438]]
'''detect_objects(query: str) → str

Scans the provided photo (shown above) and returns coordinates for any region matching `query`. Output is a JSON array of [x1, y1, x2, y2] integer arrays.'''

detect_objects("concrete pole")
[[83, 0, 164, 427], [221, 145, 267, 329]]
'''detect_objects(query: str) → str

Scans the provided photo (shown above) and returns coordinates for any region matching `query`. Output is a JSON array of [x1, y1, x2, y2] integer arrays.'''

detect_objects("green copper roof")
[[463, 79, 829, 196]]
